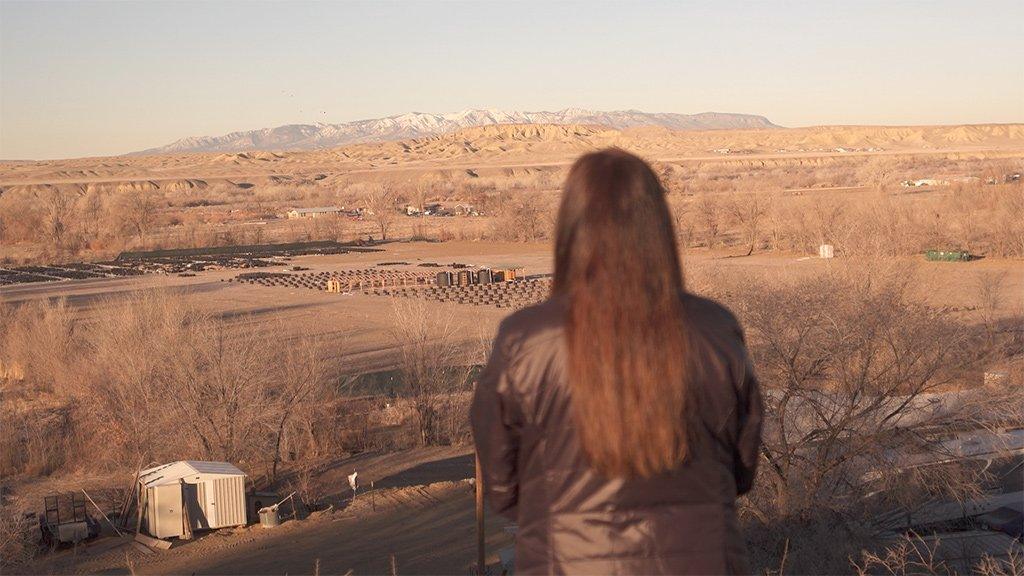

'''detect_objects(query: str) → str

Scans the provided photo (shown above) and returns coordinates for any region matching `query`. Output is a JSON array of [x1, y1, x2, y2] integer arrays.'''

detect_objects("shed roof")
[[139, 460, 245, 487]]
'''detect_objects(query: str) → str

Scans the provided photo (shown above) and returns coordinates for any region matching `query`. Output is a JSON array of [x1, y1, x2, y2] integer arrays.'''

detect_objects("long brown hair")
[[554, 148, 693, 478]]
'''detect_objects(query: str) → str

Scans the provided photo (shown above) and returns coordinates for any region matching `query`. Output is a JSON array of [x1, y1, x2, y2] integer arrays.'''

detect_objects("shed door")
[[153, 484, 183, 539], [204, 481, 218, 527]]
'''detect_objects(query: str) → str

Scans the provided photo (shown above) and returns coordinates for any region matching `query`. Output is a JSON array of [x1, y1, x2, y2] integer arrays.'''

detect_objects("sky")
[[1, 0, 1022, 159]]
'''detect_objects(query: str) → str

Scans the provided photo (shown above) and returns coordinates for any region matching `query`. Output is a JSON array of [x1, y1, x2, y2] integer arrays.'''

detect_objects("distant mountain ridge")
[[132, 108, 779, 155]]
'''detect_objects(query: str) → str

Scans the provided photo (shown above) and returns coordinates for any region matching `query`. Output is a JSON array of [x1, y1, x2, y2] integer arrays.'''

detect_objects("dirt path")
[[24, 448, 512, 576], [47, 481, 514, 576], [128, 482, 513, 576]]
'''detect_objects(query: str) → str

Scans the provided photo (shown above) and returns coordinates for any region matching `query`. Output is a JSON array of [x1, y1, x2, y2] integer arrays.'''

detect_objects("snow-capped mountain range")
[[132, 108, 778, 155]]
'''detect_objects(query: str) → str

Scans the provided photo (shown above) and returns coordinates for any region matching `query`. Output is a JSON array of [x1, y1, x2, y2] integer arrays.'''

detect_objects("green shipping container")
[[925, 250, 971, 262]]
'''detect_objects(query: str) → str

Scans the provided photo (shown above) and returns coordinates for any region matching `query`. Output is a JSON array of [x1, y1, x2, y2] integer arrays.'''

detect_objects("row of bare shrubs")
[[476, 180, 1024, 257], [686, 263, 1023, 574], [0, 293, 484, 479], [2, 262, 1020, 572], [0, 293, 344, 482], [669, 183, 1024, 258]]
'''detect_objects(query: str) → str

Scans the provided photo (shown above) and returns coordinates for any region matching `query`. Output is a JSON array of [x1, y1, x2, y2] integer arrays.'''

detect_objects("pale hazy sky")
[[1, 0, 1022, 159]]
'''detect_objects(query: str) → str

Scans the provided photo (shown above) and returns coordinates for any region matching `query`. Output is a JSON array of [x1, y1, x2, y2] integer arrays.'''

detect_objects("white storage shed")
[[138, 460, 247, 539]]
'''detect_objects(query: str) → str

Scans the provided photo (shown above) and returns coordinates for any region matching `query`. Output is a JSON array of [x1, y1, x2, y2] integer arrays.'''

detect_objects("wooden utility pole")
[[135, 482, 144, 534], [475, 450, 485, 575]]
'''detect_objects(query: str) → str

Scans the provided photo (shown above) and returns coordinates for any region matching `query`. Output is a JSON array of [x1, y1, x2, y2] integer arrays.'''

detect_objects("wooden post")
[[135, 482, 144, 534], [371, 481, 376, 512], [119, 465, 142, 528], [179, 480, 193, 541], [475, 436, 485, 575]]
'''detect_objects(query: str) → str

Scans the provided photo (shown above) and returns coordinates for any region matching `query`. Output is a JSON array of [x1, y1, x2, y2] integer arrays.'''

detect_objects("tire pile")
[[0, 262, 144, 287], [231, 268, 436, 291], [372, 277, 553, 309]]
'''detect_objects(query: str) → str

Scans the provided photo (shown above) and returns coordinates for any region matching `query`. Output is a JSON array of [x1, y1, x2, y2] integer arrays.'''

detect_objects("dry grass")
[[0, 292, 339, 479], [2, 143, 1022, 574]]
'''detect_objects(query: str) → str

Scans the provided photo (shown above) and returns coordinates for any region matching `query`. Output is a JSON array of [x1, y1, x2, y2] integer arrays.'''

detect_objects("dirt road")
[[128, 482, 513, 576], [25, 447, 511, 576]]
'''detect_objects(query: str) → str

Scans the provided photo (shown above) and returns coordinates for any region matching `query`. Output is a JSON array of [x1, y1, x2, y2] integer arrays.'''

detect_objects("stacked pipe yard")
[[232, 265, 549, 308], [434, 267, 521, 287], [374, 277, 551, 309], [232, 268, 436, 291], [375, 268, 550, 309]]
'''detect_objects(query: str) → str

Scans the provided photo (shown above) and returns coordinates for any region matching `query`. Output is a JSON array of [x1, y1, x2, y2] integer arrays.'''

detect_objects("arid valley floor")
[[2, 123, 1023, 574]]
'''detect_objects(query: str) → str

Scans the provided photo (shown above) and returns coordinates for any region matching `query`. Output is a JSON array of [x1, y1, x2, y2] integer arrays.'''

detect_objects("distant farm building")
[[901, 176, 982, 188], [138, 461, 247, 539], [286, 206, 344, 219], [405, 203, 478, 217]]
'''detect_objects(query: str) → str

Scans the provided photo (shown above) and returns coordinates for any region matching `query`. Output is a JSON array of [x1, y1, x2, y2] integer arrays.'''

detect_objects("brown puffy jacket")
[[470, 294, 763, 575]]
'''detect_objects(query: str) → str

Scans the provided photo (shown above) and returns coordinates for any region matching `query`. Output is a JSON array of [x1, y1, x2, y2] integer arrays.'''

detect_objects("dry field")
[[2, 123, 1023, 574], [2, 122, 1023, 264]]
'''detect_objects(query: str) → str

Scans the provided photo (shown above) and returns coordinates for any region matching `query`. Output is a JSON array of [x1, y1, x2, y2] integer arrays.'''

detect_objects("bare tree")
[[305, 215, 346, 242], [727, 266, 1007, 521], [413, 175, 438, 215], [172, 322, 274, 463], [808, 197, 848, 249], [39, 189, 75, 253], [119, 190, 160, 242], [858, 157, 896, 194], [267, 337, 328, 482], [78, 189, 105, 241], [695, 193, 722, 249], [388, 298, 471, 446], [976, 270, 1009, 349], [668, 196, 695, 248], [365, 181, 398, 240], [728, 192, 772, 256], [85, 292, 192, 464], [491, 192, 552, 242]]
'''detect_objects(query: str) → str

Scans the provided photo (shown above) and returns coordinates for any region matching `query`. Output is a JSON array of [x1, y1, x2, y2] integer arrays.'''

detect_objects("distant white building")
[[901, 179, 948, 188], [454, 203, 479, 216], [286, 206, 344, 219], [901, 177, 982, 188]]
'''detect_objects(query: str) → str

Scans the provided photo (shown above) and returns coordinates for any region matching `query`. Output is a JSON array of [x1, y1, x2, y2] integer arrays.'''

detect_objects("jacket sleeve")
[[470, 321, 522, 521], [733, 327, 764, 496]]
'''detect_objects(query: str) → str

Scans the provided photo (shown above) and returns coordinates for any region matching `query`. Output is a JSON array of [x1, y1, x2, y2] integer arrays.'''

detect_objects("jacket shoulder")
[[494, 298, 566, 354], [682, 293, 744, 340]]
